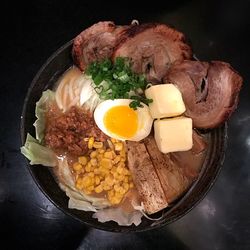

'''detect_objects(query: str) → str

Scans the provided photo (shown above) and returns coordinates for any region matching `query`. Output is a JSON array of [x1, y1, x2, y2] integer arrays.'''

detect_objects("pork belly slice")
[[164, 60, 243, 128], [72, 21, 128, 71], [144, 136, 191, 203], [113, 23, 192, 82], [127, 141, 168, 214]]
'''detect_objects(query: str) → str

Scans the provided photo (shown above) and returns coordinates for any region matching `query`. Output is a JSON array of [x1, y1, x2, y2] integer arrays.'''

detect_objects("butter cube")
[[145, 84, 186, 119], [154, 117, 192, 153]]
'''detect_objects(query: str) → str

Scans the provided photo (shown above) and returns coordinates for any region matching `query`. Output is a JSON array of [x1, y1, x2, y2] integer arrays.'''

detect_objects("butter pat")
[[145, 84, 186, 119], [154, 117, 193, 153]]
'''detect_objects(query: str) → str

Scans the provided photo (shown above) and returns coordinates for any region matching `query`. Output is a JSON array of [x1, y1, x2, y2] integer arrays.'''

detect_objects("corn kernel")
[[117, 174, 124, 181], [117, 165, 124, 175], [114, 142, 123, 151], [95, 176, 100, 185], [88, 137, 94, 149], [113, 155, 121, 164], [85, 163, 92, 172], [94, 168, 100, 174], [78, 156, 88, 165], [90, 158, 98, 166], [124, 176, 129, 183], [73, 162, 82, 171], [98, 149, 105, 154], [120, 150, 126, 157], [113, 172, 120, 180], [95, 185, 103, 193], [120, 157, 126, 162], [88, 185, 95, 191], [123, 168, 129, 176], [104, 151, 113, 159], [104, 175, 114, 186], [119, 187, 126, 195], [103, 184, 111, 191], [108, 190, 115, 197], [114, 184, 120, 192], [123, 182, 129, 192], [129, 183, 134, 188], [76, 178, 83, 190], [93, 142, 103, 149], [89, 172, 95, 178], [111, 138, 118, 143], [100, 158, 112, 169], [90, 151, 97, 158], [82, 176, 92, 187], [111, 166, 117, 174]]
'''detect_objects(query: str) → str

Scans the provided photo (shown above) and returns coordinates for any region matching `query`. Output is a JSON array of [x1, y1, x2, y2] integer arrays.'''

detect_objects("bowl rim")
[[20, 40, 228, 232]]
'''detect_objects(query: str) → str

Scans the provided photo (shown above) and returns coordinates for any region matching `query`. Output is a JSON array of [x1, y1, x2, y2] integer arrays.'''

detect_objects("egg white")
[[94, 99, 153, 141]]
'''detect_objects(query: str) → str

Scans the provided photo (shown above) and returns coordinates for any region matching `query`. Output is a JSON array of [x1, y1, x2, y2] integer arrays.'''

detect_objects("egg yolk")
[[104, 105, 138, 139]]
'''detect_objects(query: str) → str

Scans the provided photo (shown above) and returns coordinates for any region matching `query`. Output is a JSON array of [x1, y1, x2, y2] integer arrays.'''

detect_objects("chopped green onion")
[[86, 57, 153, 109]]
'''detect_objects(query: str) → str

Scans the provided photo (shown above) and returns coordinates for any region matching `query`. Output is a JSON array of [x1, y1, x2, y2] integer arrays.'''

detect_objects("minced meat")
[[45, 105, 108, 156]]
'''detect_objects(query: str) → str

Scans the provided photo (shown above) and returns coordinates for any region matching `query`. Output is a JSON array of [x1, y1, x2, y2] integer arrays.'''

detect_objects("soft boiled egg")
[[94, 99, 153, 141]]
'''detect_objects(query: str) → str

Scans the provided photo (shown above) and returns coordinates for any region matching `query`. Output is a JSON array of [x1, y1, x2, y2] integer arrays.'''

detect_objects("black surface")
[[1, 0, 250, 249]]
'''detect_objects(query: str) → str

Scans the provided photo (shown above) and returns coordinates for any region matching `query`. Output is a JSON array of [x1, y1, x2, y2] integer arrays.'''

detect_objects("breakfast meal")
[[21, 21, 243, 226]]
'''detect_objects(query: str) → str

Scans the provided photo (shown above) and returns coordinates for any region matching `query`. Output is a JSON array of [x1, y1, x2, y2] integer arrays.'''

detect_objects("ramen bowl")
[[20, 41, 227, 232]]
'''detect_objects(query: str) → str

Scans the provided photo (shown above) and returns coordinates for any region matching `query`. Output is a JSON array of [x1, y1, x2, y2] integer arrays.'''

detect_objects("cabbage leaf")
[[21, 133, 57, 166], [93, 207, 143, 226], [33, 89, 55, 143]]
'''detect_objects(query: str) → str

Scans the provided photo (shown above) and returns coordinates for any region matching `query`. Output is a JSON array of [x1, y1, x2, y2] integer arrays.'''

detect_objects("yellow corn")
[[90, 158, 98, 166], [124, 176, 129, 183], [100, 158, 112, 169], [123, 182, 129, 192], [82, 176, 92, 187], [93, 141, 103, 149], [95, 185, 103, 193], [114, 142, 123, 151], [88, 137, 94, 149], [111, 138, 118, 143], [95, 176, 100, 185], [113, 155, 121, 164], [88, 185, 95, 191], [76, 178, 84, 190], [120, 150, 126, 157], [103, 184, 111, 191], [97, 149, 105, 154], [85, 163, 92, 172], [90, 151, 97, 158], [104, 151, 113, 159], [78, 156, 88, 165], [87, 173, 94, 178], [74, 138, 133, 204], [73, 162, 82, 171]]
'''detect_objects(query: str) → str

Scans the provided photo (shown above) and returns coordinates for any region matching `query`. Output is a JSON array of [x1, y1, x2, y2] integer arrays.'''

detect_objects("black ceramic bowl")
[[20, 41, 227, 232]]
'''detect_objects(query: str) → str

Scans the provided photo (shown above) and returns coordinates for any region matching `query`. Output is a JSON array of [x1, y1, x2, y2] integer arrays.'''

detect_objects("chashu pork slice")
[[164, 60, 243, 129], [72, 21, 128, 71], [113, 23, 192, 83], [127, 140, 168, 214]]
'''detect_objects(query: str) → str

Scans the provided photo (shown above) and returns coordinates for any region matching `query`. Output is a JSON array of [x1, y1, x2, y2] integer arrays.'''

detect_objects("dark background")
[[1, 0, 250, 249]]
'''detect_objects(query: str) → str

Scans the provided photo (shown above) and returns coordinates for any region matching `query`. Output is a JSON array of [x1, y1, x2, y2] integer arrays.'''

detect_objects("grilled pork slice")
[[127, 141, 168, 214], [144, 136, 191, 203], [113, 23, 192, 82], [127, 131, 207, 213], [72, 21, 128, 71], [164, 60, 243, 128]]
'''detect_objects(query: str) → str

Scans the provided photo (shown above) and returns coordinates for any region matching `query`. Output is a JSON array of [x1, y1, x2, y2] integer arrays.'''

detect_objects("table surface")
[[1, 0, 250, 249]]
